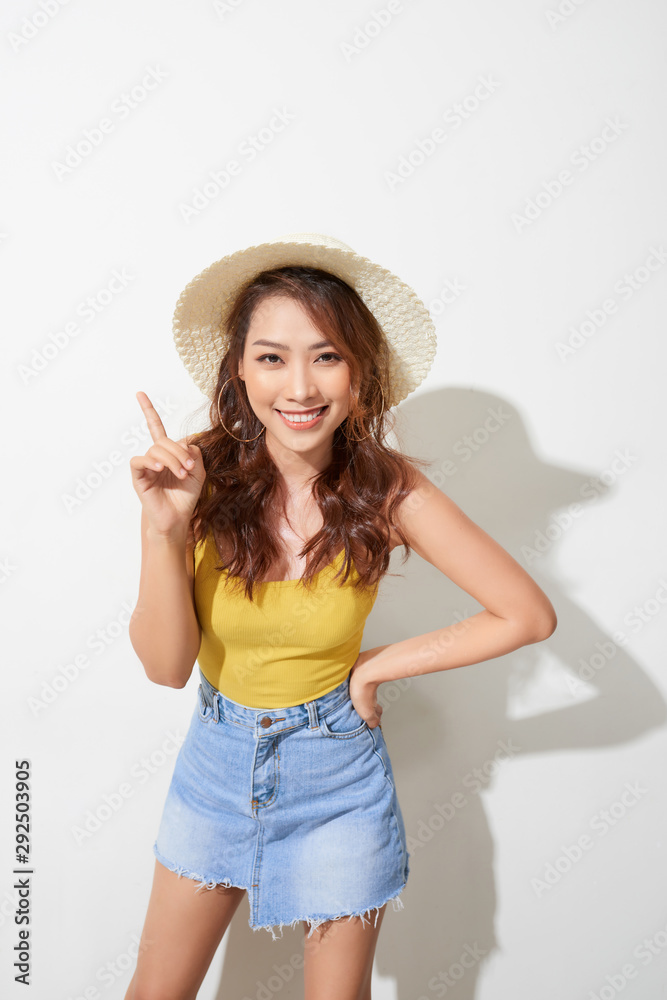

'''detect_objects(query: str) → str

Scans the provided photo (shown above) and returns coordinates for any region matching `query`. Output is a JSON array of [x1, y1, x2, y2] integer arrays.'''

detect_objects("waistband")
[[198, 667, 352, 736]]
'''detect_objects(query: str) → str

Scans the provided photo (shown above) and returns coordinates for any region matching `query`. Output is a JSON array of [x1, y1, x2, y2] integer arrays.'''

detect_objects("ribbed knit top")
[[193, 531, 379, 708]]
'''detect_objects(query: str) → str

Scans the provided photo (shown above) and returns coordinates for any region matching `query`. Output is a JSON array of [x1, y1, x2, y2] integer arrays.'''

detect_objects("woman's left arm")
[[354, 470, 558, 692]]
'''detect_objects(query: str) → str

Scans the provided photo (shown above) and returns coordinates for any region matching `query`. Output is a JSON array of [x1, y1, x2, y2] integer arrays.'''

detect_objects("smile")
[[275, 405, 329, 428]]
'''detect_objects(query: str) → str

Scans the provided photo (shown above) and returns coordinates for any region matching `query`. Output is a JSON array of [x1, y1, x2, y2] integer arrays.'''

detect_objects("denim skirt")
[[153, 668, 410, 940]]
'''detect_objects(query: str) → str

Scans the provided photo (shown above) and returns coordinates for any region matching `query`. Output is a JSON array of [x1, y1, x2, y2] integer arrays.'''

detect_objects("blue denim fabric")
[[153, 668, 410, 939]]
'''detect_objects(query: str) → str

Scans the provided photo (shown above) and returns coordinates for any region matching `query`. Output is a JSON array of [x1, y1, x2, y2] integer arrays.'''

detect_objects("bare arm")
[[128, 509, 202, 688], [354, 469, 557, 691], [128, 392, 206, 688]]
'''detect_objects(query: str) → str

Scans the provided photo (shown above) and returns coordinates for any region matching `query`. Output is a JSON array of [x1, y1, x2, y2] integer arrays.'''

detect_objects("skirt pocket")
[[319, 696, 369, 739], [197, 683, 215, 723]]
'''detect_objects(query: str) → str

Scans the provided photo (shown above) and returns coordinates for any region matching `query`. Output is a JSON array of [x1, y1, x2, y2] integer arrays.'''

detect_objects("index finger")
[[136, 391, 168, 443]]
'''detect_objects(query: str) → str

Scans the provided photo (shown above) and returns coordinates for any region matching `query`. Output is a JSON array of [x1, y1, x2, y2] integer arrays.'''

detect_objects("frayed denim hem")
[[154, 843, 407, 942], [153, 844, 249, 895], [251, 881, 408, 942]]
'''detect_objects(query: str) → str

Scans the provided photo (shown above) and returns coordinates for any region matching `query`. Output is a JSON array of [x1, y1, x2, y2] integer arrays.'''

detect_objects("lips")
[[276, 406, 327, 416], [275, 405, 329, 427]]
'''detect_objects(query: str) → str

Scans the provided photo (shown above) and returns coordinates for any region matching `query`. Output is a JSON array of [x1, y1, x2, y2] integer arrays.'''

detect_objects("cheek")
[[332, 368, 351, 397], [245, 373, 272, 397]]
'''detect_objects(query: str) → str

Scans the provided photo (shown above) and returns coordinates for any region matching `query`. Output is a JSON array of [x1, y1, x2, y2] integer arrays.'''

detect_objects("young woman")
[[125, 233, 557, 1000]]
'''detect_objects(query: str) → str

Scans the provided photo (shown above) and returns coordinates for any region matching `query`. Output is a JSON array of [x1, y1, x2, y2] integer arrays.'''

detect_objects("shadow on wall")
[[204, 385, 667, 999]]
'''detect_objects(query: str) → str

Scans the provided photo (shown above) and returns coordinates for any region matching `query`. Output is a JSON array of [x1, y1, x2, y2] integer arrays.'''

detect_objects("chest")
[[214, 511, 400, 584]]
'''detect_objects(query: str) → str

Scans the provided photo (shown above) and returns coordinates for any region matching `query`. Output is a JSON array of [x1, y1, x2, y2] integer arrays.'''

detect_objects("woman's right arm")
[[128, 392, 207, 689]]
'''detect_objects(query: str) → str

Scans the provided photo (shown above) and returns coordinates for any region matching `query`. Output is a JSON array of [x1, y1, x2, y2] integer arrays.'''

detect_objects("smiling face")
[[237, 294, 351, 469]]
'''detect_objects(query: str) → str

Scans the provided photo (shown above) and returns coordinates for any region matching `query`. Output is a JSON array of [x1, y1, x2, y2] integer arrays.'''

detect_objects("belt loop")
[[213, 695, 220, 724], [306, 700, 319, 729]]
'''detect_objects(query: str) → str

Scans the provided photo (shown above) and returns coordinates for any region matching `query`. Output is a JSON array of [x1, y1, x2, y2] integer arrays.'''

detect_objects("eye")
[[317, 353, 344, 363], [256, 353, 345, 365]]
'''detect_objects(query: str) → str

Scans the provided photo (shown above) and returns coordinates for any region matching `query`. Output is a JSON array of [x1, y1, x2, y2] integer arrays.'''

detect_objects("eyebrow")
[[251, 338, 334, 351]]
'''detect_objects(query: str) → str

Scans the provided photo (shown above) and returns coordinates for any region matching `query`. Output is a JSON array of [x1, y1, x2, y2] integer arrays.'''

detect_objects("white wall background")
[[2, 0, 666, 997]]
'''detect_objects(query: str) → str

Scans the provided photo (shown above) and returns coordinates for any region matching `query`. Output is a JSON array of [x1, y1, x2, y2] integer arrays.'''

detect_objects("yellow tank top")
[[193, 532, 380, 708]]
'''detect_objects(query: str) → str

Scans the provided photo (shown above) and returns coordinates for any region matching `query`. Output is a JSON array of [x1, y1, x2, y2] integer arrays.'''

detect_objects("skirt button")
[[260, 716, 273, 728]]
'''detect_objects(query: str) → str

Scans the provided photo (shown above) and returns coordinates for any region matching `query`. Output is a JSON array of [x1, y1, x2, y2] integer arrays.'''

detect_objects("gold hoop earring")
[[216, 375, 266, 443], [340, 375, 385, 442]]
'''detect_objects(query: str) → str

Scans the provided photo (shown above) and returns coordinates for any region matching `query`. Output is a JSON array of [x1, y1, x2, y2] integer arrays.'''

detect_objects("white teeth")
[[278, 407, 325, 424]]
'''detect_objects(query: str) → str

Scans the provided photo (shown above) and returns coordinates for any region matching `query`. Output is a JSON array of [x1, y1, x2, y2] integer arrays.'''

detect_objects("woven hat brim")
[[172, 235, 437, 409]]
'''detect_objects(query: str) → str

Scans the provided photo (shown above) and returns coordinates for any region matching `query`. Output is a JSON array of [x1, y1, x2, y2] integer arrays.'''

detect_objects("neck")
[[265, 431, 334, 495]]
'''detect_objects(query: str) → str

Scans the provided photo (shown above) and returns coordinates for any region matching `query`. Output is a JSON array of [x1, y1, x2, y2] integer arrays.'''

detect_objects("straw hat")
[[172, 232, 437, 410]]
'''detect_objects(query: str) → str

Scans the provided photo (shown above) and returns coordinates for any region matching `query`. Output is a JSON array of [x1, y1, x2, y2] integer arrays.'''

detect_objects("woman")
[[126, 233, 557, 999]]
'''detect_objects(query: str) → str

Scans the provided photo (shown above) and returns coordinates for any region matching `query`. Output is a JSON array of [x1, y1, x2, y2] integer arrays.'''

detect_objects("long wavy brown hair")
[[186, 265, 432, 602]]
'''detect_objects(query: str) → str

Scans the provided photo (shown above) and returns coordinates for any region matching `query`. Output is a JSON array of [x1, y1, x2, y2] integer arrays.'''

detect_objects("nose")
[[282, 360, 322, 403]]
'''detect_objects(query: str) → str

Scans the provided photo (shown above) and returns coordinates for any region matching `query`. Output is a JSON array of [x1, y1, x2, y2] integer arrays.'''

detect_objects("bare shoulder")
[[391, 468, 469, 556], [392, 468, 557, 635], [383, 468, 436, 551]]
